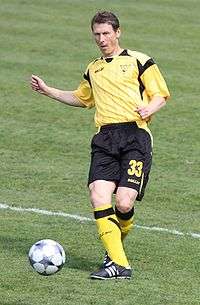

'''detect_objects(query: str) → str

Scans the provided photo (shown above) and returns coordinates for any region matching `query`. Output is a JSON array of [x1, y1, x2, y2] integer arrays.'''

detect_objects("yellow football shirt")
[[73, 49, 170, 129]]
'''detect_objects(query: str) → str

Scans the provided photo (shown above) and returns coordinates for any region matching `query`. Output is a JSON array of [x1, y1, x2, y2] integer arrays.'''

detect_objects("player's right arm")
[[30, 75, 85, 108]]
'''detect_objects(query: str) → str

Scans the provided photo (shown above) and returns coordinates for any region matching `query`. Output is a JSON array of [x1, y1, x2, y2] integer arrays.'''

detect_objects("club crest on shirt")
[[120, 64, 134, 72]]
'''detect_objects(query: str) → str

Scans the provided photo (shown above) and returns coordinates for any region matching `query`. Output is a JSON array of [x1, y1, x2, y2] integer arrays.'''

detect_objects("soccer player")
[[31, 11, 170, 280]]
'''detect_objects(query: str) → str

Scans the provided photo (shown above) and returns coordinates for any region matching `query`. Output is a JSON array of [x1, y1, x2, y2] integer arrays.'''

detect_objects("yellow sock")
[[94, 204, 129, 267], [115, 207, 134, 241]]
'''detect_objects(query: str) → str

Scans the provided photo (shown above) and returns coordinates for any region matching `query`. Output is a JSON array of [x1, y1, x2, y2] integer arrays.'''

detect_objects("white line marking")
[[0, 203, 200, 239], [0, 203, 93, 222]]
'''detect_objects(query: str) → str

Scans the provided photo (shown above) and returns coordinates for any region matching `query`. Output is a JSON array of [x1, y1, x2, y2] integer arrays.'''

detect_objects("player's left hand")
[[136, 105, 151, 119], [136, 96, 166, 119]]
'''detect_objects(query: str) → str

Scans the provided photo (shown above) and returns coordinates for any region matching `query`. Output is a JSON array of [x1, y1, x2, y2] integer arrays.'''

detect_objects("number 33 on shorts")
[[127, 160, 143, 177]]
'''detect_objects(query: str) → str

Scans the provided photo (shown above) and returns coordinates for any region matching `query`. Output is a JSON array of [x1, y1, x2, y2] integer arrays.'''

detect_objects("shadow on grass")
[[0, 235, 32, 255], [0, 235, 99, 272], [67, 254, 99, 272]]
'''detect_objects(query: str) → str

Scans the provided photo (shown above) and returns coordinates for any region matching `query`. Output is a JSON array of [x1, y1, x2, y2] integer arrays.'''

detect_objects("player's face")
[[92, 23, 121, 57]]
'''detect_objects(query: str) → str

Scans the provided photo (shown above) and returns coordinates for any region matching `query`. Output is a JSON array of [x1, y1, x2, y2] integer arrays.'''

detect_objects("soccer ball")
[[28, 239, 66, 276]]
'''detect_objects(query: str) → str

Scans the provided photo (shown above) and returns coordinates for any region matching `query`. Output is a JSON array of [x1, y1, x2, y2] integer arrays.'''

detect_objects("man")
[[31, 11, 170, 280]]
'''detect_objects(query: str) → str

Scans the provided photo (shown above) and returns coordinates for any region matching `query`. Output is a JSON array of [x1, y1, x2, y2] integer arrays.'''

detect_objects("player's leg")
[[115, 126, 152, 239], [88, 128, 132, 279], [101, 187, 136, 269], [89, 180, 130, 268], [115, 187, 137, 240]]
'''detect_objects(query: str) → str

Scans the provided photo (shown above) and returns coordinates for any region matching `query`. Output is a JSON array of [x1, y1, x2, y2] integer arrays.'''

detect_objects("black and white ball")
[[28, 239, 66, 276]]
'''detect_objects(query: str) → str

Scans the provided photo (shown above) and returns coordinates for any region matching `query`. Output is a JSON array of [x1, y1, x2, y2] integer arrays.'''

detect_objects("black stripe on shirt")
[[137, 58, 155, 76], [137, 58, 155, 99], [83, 70, 92, 87], [119, 49, 130, 56]]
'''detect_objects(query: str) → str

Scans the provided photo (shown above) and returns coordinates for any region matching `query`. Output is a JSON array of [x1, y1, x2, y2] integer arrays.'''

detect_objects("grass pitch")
[[0, 1, 199, 305]]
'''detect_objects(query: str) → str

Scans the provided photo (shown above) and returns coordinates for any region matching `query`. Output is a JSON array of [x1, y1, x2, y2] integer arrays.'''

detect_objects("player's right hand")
[[30, 75, 49, 95]]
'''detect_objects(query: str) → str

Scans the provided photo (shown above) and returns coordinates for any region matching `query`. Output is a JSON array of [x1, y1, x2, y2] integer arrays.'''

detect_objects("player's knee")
[[115, 193, 136, 213], [89, 181, 115, 207], [89, 183, 108, 207], [115, 199, 132, 213], [89, 185, 100, 205]]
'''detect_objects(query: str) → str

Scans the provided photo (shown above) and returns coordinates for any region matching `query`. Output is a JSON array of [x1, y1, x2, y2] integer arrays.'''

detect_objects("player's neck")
[[103, 46, 124, 58]]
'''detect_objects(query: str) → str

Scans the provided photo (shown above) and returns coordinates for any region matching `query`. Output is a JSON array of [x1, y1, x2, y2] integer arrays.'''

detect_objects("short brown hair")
[[91, 11, 120, 31]]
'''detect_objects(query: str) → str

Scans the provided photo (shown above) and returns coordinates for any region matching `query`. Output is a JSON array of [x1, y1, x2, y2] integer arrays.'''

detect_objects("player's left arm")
[[136, 63, 170, 119]]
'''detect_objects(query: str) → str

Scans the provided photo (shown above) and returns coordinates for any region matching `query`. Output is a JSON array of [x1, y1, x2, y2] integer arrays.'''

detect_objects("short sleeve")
[[73, 69, 95, 108], [141, 64, 170, 100]]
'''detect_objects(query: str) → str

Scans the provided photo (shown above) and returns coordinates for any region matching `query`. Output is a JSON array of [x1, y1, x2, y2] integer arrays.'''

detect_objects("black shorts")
[[88, 122, 152, 201]]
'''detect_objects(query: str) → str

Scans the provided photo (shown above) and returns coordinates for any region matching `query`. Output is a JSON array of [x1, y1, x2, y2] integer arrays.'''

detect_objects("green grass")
[[1, 211, 199, 305], [0, 0, 200, 304]]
